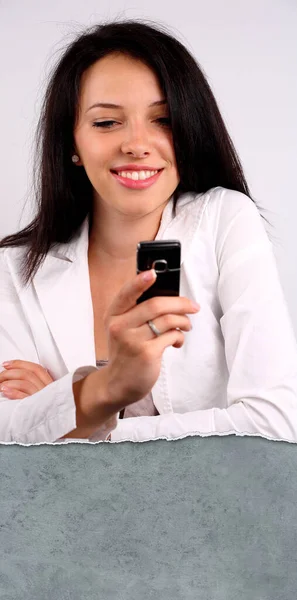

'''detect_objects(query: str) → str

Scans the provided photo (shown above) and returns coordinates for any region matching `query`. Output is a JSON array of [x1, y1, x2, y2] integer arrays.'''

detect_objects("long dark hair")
[[0, 19, 272, 288]]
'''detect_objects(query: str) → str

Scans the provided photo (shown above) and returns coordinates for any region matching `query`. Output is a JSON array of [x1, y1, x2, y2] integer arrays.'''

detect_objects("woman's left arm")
[[110, 195, 297, 443]]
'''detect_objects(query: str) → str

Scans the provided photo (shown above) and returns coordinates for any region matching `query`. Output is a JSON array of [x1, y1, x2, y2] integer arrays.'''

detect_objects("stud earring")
[[72, 154, 79, 163]]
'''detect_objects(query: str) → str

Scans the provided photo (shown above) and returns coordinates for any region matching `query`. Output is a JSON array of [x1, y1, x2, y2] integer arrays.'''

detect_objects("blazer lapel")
[[33, 217, 96, 373]]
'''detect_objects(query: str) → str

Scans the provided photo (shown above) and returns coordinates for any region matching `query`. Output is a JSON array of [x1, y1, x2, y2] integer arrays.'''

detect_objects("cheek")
[[75, 129, 105, 163], [157, 135, 176, 161], [84, 139, 104, 161]]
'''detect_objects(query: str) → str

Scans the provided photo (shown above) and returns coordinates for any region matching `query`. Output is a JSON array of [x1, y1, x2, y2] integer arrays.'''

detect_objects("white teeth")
[[116, 170, 158, 180]]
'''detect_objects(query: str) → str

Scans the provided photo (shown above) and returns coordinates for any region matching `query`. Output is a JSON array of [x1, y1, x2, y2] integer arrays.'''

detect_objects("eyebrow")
[[86, 99, 167, 113]]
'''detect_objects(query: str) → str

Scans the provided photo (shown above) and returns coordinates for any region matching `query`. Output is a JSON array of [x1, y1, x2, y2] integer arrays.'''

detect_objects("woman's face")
[[74, 53, 179, 218]]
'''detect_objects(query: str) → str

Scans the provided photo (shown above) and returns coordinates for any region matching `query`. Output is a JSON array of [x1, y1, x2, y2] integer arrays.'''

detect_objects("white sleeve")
[[0, 250, 115, 443], [0, 365, 96, 444], [110, 194, 297, 443]]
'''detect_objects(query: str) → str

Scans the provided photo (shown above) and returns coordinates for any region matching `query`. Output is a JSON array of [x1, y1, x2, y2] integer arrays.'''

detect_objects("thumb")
[[109, 269, 157, 318]]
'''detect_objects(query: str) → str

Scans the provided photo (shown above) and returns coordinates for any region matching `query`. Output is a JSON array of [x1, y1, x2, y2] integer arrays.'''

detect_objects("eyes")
[[92, 117, 171, 129]]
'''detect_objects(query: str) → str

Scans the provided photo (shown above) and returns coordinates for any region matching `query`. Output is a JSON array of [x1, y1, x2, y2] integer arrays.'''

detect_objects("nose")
[[120, 123, 152, 158]]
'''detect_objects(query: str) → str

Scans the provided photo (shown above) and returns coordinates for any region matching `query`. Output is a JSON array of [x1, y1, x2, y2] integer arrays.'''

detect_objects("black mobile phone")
[[136, 240, 181, 304]]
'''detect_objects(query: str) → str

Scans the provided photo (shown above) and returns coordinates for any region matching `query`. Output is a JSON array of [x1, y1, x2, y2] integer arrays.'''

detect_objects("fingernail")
[[2, 361, 12, 367], [142, 269, 156, 282], [1, 385, 9, 392], [191, 302, 200, 311]]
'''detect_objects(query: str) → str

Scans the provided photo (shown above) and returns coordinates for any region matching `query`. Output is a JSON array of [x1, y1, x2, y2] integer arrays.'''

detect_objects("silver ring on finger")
[[147, 320, 161, 337]]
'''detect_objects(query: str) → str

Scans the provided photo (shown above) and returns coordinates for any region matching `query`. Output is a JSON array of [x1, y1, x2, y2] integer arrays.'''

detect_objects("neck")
[[88, 198, 170, 270]]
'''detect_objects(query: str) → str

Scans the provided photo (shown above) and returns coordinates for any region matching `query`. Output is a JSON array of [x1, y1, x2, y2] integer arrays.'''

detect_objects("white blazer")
[[1, 186, 297, 444]]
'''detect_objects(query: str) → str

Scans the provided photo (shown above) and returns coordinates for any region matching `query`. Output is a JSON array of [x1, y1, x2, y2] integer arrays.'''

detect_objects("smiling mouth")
[[110, 168, 164, 189], [110, 169, 163, 181]]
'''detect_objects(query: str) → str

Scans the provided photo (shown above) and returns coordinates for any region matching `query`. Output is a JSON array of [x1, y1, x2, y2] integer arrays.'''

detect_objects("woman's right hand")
[[102, 268, 200, 412]]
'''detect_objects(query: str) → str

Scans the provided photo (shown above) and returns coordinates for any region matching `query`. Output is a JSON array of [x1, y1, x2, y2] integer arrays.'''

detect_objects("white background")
[[1, 0, 296, 335]]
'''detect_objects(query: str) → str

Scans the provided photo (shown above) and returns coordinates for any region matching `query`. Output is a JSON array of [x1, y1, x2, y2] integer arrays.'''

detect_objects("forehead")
[[79, 53, 163, 105]]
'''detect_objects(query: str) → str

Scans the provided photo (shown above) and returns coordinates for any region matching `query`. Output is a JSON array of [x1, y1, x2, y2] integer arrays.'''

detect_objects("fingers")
[[144, 327, 186, 356], [108, 269, 157, 319], [0, 361, 55, 400], [107, 270, 199, 330], [0, 388, 27, 400], [0, 368, 42, 389], [114, 296, 199, 334], [146, 313, 192, 334], [0, 373, 43, 395], [0, 382, 34, 398], [142, 295, 200, 320], [0, 360, 54, 385]]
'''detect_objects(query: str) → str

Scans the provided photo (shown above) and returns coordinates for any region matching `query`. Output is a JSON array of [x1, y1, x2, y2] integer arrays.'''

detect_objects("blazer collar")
[[47, 191, 202, 265]]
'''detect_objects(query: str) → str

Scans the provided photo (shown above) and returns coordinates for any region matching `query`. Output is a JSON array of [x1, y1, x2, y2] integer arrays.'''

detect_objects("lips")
[[111, 165, 163, 173], [111, 168, 163, 189]]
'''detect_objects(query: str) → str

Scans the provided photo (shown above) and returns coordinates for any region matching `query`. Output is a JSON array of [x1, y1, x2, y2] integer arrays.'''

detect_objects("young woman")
[[1, 20, 297, 444]]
